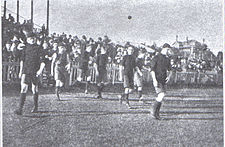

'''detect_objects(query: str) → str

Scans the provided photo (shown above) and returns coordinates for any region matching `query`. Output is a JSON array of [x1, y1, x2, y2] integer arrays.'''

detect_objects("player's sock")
[[100, 84, 104, 91], [138, 91, 142, 99], [15, 93, 26, 115], [55, 86, 60, 100], [119, 93, 125, 104], [152, 101, 161, 119], [152, 101, 158, 118], [97, 86, 102, 98], [125, 94, 130, 108], [85, 82, 88, 94], [156, 102, 162, 118], [31, 93, 38, 113]]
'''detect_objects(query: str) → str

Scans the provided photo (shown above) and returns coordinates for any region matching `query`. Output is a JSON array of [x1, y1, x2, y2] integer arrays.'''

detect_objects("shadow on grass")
[[163, 105, 223, 109], [18, 109, 223, 134], [162, 117, 223, 120], [22, 110, 223, 119]]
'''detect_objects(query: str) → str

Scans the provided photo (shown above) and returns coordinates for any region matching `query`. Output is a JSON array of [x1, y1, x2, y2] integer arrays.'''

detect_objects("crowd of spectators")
[[2, 14, 35, 62], [2, 15, 223, 77]]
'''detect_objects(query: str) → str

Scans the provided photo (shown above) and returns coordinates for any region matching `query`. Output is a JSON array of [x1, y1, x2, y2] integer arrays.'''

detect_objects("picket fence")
[[2, 62, 222, 86]]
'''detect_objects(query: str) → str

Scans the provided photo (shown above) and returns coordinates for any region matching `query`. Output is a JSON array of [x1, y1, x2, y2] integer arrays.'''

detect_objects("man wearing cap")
[[15, 32, 46, 115], [150, 43, 173, 119], [51, 43, 71, 100]]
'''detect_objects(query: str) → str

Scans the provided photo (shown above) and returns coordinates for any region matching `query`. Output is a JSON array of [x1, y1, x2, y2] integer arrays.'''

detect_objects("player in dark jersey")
[[14, 32, 46, 115], [79, 45, 93, 94], [134, 52, 146, 102], [150, 43, 173, 119], [119, 47, 136, 108], [51, 43, 71, 100], [95, 46, 108, 99]]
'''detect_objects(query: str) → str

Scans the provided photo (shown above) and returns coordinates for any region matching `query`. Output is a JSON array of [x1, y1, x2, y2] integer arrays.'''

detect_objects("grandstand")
[[1, 0, 223, 86]]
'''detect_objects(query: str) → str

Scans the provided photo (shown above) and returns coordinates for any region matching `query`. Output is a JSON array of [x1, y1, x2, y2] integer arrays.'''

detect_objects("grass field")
[[2, 84, 223, 147]]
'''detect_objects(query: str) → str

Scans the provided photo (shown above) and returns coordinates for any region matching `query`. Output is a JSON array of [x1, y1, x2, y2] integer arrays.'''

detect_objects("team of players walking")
[[14, 32, 172, 120]]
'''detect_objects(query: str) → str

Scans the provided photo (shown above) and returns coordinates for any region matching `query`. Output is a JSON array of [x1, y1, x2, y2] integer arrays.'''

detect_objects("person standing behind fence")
[[14, 32, 46, 115], [150, 43, 173, 119], [119, 47, 136, 108], [51, 43, 71, 100], [95, 46, 108, 99], [80, 35, 87, 54]]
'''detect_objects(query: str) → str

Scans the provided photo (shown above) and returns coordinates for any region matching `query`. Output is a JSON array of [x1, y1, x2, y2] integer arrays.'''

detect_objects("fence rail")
[[2, 62, 20, 83], [2, 62, 222, 86]]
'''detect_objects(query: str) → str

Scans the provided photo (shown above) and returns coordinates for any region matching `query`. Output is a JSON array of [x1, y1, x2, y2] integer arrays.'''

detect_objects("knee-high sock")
[[97, 85, 102, 97], [98, 83, 104, 96], [125, 93, 129, 101], [33, 93, 38, 109], [138, 91, 142, 98], [156, 102, 162, 116], [100, 83, 104, 91], [19, 93, 26, 110], [55, 86, 60, 98], [153, 101, 162, 118], [85, 82, 89, 91]]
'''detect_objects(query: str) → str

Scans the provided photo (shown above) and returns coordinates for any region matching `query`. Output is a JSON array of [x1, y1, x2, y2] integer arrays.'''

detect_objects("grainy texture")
[[3, 86, 223, 146]]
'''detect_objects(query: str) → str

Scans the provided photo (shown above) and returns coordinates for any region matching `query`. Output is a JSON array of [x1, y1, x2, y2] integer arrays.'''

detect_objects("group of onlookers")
[[2, 15, 223, 78]]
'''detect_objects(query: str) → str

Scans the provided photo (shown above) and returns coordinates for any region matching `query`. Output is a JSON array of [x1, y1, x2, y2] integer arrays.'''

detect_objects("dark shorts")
[[96, 69, 108, 84], [54, 66, 69, 82], [21, 74, 39, 85], [123, 74, 134, 88], [81, 68, 90, 78], [154, 82, 166, 94], [134, 72, 143, 87]]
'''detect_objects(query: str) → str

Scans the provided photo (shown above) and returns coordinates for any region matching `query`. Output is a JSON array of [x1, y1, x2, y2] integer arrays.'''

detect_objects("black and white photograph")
[[1, 0, 224, 146]]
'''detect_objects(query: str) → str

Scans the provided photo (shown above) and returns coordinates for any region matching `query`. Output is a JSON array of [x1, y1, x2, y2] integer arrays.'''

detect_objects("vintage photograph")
[[1, 0, 223, 146]]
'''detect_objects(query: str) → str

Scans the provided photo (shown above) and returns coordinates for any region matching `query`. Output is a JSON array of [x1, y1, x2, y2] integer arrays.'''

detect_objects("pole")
[[31, 0, 33, 24], [3, 0, 6, 18], [47, 0, 49, 35], [17, 0, 19, 23]]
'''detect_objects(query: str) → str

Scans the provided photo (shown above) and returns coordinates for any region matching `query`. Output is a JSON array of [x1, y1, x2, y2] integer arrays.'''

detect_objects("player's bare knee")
[[128, 88, 133, 93], [87, 76, 91, 82], [32, 84, 38, 94], [156, 92, 165, 102], [125, 88, 129, 94], [20, 84, 28, 93], [56, 80, 61, 87], [138, 87, 142, 91]]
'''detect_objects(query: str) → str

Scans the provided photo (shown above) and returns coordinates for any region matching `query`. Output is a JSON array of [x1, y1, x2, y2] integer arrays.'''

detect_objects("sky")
[[2, 0, 223, 54]]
